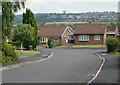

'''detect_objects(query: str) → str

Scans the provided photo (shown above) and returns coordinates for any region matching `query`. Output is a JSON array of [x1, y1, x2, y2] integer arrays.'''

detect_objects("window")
[[53, 37, 59, 42], [40, 37, 47, 43], [94, 35, 100, 40], [79, 35, 89, 41]]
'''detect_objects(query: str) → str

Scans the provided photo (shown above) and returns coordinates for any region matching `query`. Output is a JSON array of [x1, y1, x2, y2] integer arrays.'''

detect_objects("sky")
[[16, 0, 120, 14]]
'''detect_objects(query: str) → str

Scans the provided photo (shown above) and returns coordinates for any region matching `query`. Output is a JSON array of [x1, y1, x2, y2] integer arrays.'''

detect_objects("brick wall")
[[75, 34, 104, 45], [39, 37, 61, 45]]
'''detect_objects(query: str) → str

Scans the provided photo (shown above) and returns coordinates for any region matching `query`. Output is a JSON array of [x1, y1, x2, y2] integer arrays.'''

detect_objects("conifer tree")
[[23, 8, 38, 48]]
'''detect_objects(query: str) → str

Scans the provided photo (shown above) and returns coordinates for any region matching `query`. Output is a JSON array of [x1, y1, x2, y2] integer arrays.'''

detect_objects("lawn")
[[38, 43, 61, 48], [17, 53, 39, 57], [72, 45, 103, 48], [38, 45, 48, 47]]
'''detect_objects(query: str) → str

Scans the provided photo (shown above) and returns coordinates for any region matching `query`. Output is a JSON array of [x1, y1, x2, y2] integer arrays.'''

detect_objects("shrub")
[[0, 57, 12, 63], [48, 39, 52, 44], [1, 43, 19, 63], [8, 41, 21, 50], [48, 39, 53, 48], [106, 37, 119, 53], [23, 40, 36, 49], [8, 41, 21, 47]]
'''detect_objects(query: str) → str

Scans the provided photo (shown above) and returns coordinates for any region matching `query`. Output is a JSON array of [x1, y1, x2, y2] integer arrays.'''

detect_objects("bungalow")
[[106, 25, 119, 37], [74, 24, 107, 45], [38, 25, 73, 45]]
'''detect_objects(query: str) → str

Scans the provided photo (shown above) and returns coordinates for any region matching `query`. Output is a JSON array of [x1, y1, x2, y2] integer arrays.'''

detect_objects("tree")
[[2, 1, 25, 42], [23, 8, 38, 48], [14, 24, 35, 52]]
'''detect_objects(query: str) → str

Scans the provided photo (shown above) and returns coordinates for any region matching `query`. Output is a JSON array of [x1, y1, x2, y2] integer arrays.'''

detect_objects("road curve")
[[2, 48, 103, 83]]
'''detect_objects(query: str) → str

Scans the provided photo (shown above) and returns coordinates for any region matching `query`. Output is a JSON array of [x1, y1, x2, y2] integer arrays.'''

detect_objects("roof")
[[107, 25, 116, 32], [74, 24, 106, 34], [38, 26, 66, 37]]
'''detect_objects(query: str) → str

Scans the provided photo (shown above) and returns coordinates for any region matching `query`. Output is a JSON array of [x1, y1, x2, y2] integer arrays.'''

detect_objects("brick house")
[[106, 25, 119, 37], [38, 25, 73, 45], [74, 24, 107, 45]]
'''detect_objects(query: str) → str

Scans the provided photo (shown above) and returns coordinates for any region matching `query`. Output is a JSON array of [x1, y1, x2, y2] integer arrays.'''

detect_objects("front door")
[[65, 39, 68, 43]]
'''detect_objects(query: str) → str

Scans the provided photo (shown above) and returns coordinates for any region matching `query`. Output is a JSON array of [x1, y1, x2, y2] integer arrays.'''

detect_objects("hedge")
[[106, 36, 119, 53]]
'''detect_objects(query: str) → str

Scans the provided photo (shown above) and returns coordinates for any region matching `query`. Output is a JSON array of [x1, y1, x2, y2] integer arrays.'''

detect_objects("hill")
[[14, 11, 118, 24]]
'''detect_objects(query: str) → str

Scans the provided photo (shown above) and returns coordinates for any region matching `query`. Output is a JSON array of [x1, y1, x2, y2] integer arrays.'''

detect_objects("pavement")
[[2, 48, 52, 67], [90, 51, 120, 84]]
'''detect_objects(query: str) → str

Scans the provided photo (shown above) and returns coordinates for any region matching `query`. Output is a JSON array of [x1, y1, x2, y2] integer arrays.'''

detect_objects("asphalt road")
[[2, 48, 103, 83]]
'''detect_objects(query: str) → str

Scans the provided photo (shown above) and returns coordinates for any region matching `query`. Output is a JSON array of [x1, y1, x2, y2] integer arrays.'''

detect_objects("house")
[[106, 25, 119, 37], [38, 25, 74, 45], [74, 24, 107, 45]]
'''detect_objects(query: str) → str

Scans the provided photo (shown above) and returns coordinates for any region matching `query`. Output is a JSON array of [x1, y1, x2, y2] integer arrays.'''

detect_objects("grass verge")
[[72, 45, 103, 48], [37, 45, 48, 47], [17, 53, 39, 57]]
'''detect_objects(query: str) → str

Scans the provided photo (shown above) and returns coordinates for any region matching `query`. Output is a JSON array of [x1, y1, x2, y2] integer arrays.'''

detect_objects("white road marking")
[[87, 52, 106, 85], [101, 53, 107, 56], [0, 52, 53, 71]]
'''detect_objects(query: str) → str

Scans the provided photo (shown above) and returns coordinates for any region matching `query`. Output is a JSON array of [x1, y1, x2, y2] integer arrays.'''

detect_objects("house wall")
[[61, 28, 71, 45], [39, 37, 61, 45], [115, 26, 119, 37], [75, 34, 104, 45], [39, 28, 71, 45]]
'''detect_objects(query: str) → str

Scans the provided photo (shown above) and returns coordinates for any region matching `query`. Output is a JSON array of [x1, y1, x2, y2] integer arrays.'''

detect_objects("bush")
[[0, 56, 15, 64], [48, 39, 52, 44], [23, 40, 36, 49], [8, 41, 21, 49], [8, 41, 21, 47], [48, 39, 53, 48], [106, 37, 119, 53], [1, 43, 19, 63]]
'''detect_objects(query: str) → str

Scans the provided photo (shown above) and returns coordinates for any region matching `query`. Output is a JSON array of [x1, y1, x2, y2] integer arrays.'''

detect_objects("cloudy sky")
[[16, 0, 120, 14]]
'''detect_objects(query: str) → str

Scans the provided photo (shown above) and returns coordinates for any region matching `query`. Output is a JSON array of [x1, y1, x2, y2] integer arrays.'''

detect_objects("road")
[[2, 48, 103, 83]]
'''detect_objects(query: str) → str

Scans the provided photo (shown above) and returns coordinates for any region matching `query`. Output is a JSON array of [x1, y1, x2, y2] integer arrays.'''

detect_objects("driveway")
[[2, 48, 103, 83]]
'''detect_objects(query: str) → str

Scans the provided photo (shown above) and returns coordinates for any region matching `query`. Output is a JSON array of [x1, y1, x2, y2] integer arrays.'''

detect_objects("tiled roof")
[[38, 25, 66, 37], [74, 24, 106, 34]]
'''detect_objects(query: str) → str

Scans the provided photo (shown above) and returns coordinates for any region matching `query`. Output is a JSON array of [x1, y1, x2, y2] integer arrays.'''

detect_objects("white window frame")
[[40, 36, 47, 43], [79, 35, 89, 41], [94, 35, 100, 40], [53, 37, 59, 42]]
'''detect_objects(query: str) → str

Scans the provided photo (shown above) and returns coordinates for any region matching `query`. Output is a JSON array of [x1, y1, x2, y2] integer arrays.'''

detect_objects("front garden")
[[0, 42, 39, 64]]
